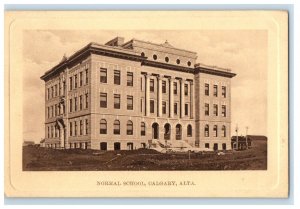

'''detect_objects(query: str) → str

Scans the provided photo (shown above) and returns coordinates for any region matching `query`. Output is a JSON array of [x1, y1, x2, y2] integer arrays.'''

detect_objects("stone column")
[[190, 81, 194, 119], [60, 126, 65, 148], [157, 75, 163, 117], [180, 78, 185, 118], [145, 74, 150, 116], [169, 77, 174, 118]]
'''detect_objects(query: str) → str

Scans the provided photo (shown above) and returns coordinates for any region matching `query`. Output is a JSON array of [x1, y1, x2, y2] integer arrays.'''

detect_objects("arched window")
[[187, 125, 192, 137], [141, 52, 145, 57], [100, 119, 107, 134], [113, 120, 120, 135], [187, 61, 191, 66], [127, 120, 133, 135], [213, 125, 218, 137], [141, 122, 146, 136], [165, 57, 169, 62], [164, 123, 171, 140], [176, 59, 180, 64], [222, 125, 226, 137], [205, 125, 209, 137], [176, 124, 182, 140], [153, 54, 157, 60]]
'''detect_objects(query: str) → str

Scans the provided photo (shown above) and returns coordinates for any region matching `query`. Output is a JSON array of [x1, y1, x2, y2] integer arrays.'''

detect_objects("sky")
[[23, 30, 267, 142]]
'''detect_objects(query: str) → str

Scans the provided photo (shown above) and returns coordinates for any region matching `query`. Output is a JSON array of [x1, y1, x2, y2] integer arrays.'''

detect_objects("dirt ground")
[[23, 140, 267, 171]]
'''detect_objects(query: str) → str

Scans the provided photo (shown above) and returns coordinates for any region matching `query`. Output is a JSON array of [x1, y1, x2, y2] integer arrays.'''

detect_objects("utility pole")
[[246, 126, 249, 149], [235, 124, 239, 150]]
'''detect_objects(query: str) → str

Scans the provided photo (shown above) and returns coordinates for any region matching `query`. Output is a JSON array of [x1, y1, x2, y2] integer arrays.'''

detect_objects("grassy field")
[[23, 140, 267, 171]]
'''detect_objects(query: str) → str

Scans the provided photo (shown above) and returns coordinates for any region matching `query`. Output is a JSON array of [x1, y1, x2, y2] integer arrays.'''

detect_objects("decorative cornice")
[[195, 67, 236, 78]]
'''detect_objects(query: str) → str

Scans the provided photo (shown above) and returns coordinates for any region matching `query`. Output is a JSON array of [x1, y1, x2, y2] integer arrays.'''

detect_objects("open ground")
[[23, 139, 267, 171]]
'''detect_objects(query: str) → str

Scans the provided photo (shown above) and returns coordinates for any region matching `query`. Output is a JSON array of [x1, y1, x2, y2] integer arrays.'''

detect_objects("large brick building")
[[40, 37, 236, 151]]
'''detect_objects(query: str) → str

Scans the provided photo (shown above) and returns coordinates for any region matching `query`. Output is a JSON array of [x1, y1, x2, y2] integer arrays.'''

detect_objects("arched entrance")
[[152, 123, 159, 139], [164, 123, 171, 140], [176, 124, 182, 140]]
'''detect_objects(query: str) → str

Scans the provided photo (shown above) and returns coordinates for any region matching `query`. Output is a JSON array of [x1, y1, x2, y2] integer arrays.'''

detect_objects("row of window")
[[204, 124, 227, 137], [69, 93, 89, 113], [141, 52, 192, 67], [69, 119, 89, 136], [47, 125, 62, 138], [148, 100, 190, 116], [100, 93, 133, 110], [204, 104, 227, 117], [69, 69, 89, 91], [100, 68, 133, 86], [147, 79, 190, 95], [99, 120, 193, 137], [47, 104, 65, 119], [205, 84, 226, 98], [47, 81, 66, 100]]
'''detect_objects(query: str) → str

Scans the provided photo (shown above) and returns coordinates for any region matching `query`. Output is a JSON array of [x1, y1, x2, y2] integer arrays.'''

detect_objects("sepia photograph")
[[5, 11, 288, 197], [23, 30, 267, 171]]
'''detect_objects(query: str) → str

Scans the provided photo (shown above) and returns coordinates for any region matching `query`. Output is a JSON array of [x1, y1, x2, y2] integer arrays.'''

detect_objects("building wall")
[[196, 72, 232, 150]]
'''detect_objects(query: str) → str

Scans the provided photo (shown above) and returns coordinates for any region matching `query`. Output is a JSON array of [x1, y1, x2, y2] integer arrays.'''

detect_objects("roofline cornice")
[[141, 60, 194, 73], [195, 67, 236, 78]]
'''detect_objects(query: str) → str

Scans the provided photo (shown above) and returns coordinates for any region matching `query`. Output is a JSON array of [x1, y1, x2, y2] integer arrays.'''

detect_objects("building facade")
[[41, 37, 236, 151]]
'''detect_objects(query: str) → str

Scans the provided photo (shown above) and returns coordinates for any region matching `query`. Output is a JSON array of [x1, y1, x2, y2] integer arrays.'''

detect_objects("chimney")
[[105, 37, 125, 47]]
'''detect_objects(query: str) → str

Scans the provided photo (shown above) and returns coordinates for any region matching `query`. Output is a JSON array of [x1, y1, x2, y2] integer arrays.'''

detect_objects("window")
[[213, 104, 218, 116], [59, 82, 61, 96], [176, 59, 180, 64], [141, 52, 145, 57], [205, 125, 209, 137], [47, 88, 50, 100], [74, 121, 77, 136], [74, 75, 78, 89], [55, 104, 57, 116], [100, 93, 107, 108], [51, 86, 54, 98], [141, 122, 146, 136], [187, 61, 191, 66], [47, 126, 50, 138], [80, 120, 83, 135], [47, 107, 49, 118], [222, 105, 226, 117], [205, 143, 210, 148], [79, 95, 83, 110], [205, 103, 209, 116], [114, 70, 120, 85], [113, 120, 120, 135], [85, 69, 89, 84], [140, 77, 143, 91], [127, 120, 133, 135], [187, 125, 192, 137], [150, 79, 154, 92], [55, 85, 58, 97], [213, 85, 218, 97], [85, 93, 89, 108], [185, 103, 189, 116], [51, 106, 54, 117], [70, 122, 73, 136], [100, 119, 107, 134], [174, 103, 178, 115], [69, 99, 73, 112], [150, 100, 155, 113], [140, 98, 143, 113], [162, 101, 167, 114], [173, 82, 178, 94], [205, 83, 209, 96], [222, 86, 226, 98], [213, 125, 218, 137], [54, 126, 57, 137], [100, 68, 107, 83], [184, 84, 188, 96], [85, 119, 89, 135], [127, 96, 133, 110], [114, 94, 120, 109], [79, 72, 83, 86], [74, 97, 78, 112], [127, 72, 133, 86], [165, 57, 169, 62], [222, 125, 226, 137], [153, 54, 157, 60], [162, 80, 166, 93]]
